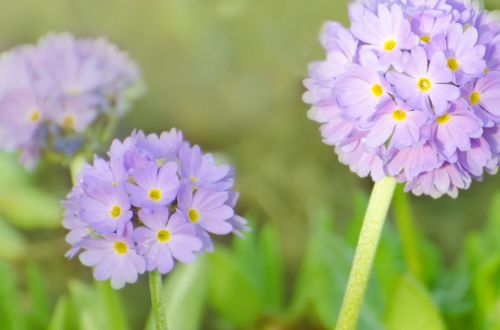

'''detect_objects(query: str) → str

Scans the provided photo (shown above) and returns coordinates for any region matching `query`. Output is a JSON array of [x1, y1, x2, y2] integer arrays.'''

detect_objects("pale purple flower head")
[[63, 129, 248, 288], [0, 32, 144, 168], [305, 0, 500, 198]]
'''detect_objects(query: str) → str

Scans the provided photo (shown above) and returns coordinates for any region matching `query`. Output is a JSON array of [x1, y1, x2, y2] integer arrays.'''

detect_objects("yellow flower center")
[[392, 109, 407, 121], [188, 208, 200, 223], [29, 109, 41, 122], [447, 58, 460, 72], [417, 78, 432, 91], [436, 114, 451, 124], [109, 205, 122, 218], [190, 176, 198, 183], [157, 229, 171, 242], [114, 241, 128, 254], [470, 91, 480, 105], [371, 84, 384, 97], [68, 86, 80, 96], [148, 188, 162, 201], [384, 39, 397, 51], [485, 67, 489, 74], [63, 115, 75, 129], [420, 35, 431, 43]]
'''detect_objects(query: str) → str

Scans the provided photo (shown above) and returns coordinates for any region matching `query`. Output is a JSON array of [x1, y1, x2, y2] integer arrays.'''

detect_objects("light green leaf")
[[346, 191, 369, 246], [26, 263, 51, 328], [164, 258, 209, 330], [259, 224, 284, 313], [291, 211, 384, 330], [0, 217, 27, 259], [68, 280, 130, 330], [48, 295, 77, 330], [0, 186, 61, 229], [95, 281, 129, 330], [209, 248, 261, 327], [0, 153, 30, 189], [0, 259, 25, 330], [386, 275, 446, 330]]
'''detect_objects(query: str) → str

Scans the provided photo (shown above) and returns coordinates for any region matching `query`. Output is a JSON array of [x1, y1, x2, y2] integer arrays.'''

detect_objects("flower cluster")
[[63, 129, 249, 289], [0, 32, 143, 168], [305, 0, 500, 198]]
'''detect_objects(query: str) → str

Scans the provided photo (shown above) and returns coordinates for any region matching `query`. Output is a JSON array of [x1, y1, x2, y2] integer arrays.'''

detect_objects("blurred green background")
[[0, 0, 499, 329]]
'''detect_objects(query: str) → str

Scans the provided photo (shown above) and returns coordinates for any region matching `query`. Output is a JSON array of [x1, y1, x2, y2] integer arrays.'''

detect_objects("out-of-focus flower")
[[0, 32, 144, 168], [63, 129, 248, 288], [305, 0, 500, 198]]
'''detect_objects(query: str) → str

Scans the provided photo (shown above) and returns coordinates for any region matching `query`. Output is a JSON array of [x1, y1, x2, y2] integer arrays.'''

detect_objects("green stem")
[[335, 176, 397, 330], [149, 270, 168, 330], [392, 184, 423, 281]]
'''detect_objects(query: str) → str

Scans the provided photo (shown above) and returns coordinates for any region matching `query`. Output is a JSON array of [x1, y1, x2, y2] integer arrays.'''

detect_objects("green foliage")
[[163, 257, 208, 330], [386, 275, 446, 330], [0, 154, 61, 229], [0, 260, 25, 330], [0, 216, 27, 259], [66, 280, 129, 330], [26, 264, 51, 328], [207, 221, 285, 328]]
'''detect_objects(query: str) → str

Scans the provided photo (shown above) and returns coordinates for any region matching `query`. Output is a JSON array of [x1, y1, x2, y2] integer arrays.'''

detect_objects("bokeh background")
[[0, 0, 499, 329]]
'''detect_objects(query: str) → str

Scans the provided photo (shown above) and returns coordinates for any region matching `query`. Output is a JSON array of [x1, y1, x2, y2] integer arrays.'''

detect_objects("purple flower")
[[126, 162, 180, 209], [438, 23, 486, 77], [79, 224, 146, 289], [305, 0, 500, 198], [406, 162, 471, 198], [136, 129, 184, 163], [177, 183, 234, 251], [433, 101, 483, 157], [63, 129, 248, 287], [0, 89, 45, 151], [350, 4, 418, 69], [0, 32, 143, 167], [465, 72, 500, 124], [363, 99, 428, 149], [178, 144, 233, 190], [80, 184, 133, 234], [386, 47, 459, 115], [133, 208, 202, 274], [336, 62, 390, 120]]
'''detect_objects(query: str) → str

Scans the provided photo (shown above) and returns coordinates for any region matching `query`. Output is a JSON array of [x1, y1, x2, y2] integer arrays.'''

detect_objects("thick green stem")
[[335, 177, 397, 330], [392, 185, 423, 281], [149, 270, 168, 330]]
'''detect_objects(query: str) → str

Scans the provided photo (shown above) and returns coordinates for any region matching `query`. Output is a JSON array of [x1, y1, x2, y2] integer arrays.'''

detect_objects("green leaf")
[[164, 258, 209, 330], [26, 263, 51, 328], [0, 153, 30, 189], [0, 259, 25, 330], [373, 225, 405, 303], [345, 191, 369, 246], [259, 224, 285, 313], [291, 211, 384, 329], [95, 281, 129, 330], [0, 186, 61, 229], [386, 275, 446, 330], [0, 216, 27, 259], [48, 295, 77, 330], [209, 248, 261, 327]]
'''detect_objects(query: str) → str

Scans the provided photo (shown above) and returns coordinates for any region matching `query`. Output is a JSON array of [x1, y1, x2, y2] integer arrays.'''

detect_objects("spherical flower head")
[[0, 32, 144, 168], [63, 129, 249, 288], [305, 0, 500, 198]]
